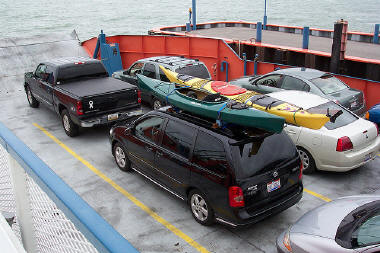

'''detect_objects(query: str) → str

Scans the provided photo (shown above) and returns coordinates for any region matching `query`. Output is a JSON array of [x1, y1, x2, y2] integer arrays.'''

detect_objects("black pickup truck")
[[24, 57, 142, 137]]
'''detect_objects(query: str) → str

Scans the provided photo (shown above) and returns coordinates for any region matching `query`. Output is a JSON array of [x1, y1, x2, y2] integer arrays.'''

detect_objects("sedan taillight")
[[336, 136, 353, 152], [228, 186, 244, 207]]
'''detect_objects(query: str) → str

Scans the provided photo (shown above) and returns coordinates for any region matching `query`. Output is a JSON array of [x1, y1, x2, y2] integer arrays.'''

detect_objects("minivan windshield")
[[231, 132, 297, 179], [310, 75, 348, 94], [176, 64, 211, 79], [307, 101, 358, 130]]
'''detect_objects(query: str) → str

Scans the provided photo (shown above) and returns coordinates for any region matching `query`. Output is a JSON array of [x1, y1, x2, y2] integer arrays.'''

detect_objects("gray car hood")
[[291, 195, 380, 239]]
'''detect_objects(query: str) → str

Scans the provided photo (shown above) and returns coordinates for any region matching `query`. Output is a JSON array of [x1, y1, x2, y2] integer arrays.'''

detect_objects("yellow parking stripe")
[[33, 123, 210, 253], [303, 188, 332, 202]]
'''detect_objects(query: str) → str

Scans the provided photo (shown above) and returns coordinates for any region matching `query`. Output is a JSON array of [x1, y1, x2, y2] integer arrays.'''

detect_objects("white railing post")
[[8, 154, 38, 253]]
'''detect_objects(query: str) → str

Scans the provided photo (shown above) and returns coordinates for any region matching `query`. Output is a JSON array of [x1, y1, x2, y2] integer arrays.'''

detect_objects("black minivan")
[[109, 107, 303, 227]]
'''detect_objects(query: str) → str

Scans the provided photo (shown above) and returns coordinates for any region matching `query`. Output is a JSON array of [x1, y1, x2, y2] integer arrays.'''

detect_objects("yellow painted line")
[[303, 188, 332, 202], [33, 123, 209, 253]]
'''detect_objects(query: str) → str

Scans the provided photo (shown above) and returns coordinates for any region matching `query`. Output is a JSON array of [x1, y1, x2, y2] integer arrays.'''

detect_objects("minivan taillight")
[[137, 90, 141, 104], [299, 161, 303, 180], [229, 186, 244, 207], [76, 101, 83, 115], [336, 136, 353, 152]]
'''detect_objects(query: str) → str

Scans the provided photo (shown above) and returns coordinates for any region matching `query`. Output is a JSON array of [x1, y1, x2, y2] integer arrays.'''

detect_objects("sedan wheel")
[[189, 190, 214, 225], [297, 147, 316, 174], [152, 99, 163, 110]]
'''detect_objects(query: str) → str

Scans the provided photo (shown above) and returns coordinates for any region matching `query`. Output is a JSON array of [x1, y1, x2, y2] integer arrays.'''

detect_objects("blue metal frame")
[[303, 27, 310, 49], [0, 122, 138, 253], [192, 0, 196, 30], [374, 24, 379, 44], [221, 61, 229, 81], [263, 0, 267, 30], [256, 22, 262, 43]]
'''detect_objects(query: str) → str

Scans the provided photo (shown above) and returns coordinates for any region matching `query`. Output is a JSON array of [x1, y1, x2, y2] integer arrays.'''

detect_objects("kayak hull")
[[137, 74, 285, 133], [160, 66, 330, 130]]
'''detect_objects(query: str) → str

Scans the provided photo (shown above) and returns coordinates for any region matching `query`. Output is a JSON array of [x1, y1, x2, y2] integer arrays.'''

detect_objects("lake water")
[[1, 0, 379, 40]]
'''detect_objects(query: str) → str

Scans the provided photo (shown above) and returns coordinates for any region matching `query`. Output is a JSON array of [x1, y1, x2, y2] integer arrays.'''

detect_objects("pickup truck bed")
[[57, 77, 133, 97]]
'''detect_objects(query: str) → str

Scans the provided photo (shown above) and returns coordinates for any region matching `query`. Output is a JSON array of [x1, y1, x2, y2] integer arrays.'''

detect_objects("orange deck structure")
[[82, 33, 380, 109]]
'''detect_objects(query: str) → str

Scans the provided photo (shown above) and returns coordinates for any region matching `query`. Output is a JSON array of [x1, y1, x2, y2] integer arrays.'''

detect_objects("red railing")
[[82, 35, 380, 109]]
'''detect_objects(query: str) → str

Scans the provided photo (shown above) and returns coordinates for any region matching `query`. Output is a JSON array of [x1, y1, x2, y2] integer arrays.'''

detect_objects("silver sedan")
[[277, 195, 380, 252]]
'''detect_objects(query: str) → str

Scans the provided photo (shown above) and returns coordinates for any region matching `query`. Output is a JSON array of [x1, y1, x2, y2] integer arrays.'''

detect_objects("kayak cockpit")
[[175, 87, 228, 103]]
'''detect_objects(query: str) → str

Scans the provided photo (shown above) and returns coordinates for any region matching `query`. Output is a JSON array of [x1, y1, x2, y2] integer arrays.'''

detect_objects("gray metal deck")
[[0, 32, 379, 253], [190, 27, 380, 61]]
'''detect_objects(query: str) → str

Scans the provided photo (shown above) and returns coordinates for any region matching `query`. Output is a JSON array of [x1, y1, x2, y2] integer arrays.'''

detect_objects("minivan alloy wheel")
[[191, 193, 209, 222], [114, 146, 126, 168]]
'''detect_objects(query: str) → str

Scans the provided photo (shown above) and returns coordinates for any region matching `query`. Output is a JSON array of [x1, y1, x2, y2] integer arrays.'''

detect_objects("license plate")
[[267, 178, 281, 193], [364, 153, 373, 162], [128, 109, 143, 116], [108, 113, 119, 121]]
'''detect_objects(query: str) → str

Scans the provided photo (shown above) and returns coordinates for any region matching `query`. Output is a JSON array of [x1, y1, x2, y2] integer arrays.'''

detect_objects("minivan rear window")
[[307, 101, 358, 130], [176, 64, 210, 79], [231, 132, 297, 179]]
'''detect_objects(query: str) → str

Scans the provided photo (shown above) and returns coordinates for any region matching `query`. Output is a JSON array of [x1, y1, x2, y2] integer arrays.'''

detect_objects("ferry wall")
[[149, 21, 380, 83], [82, 35, 380, 109]]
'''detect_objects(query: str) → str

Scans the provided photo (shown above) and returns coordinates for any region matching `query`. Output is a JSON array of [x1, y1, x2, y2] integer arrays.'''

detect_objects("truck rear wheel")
[[61, 110, 79, 137], [26, 86, 39, 108]]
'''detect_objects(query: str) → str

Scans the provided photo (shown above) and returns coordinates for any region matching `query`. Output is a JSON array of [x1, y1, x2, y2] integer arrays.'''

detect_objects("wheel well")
[[111, 140, 119, 155], [186, 187, 197, 201], [58, 104, 67, 115]]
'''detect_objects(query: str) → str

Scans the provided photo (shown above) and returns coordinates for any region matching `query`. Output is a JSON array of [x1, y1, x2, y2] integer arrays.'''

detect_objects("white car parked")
[[269, 91, 380, 174]]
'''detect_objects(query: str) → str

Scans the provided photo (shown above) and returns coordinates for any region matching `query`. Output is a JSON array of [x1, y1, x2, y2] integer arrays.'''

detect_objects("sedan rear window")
[[176, 64, 210, 79], [310, 75, 348, 94], [231, 132, 297, 179], [307, 101, 358, 130]]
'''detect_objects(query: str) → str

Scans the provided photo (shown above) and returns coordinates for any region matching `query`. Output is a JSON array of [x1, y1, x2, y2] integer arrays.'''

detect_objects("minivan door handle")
[[286, 130, 297, 135]]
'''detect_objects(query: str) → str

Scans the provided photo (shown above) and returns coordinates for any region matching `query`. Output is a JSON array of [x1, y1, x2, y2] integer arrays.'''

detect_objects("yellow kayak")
[[160, 66, 331, 130]]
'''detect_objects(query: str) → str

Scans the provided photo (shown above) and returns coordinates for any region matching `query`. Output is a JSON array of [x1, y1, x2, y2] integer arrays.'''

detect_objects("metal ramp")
[[0, 30, 88, 97]]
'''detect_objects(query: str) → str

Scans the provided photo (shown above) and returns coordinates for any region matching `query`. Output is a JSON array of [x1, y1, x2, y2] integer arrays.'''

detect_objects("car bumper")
[[216, 184, 303, 227], [317, 136, 380, 172], [276, 230, 291, 253], [78, 109, 143, 128]]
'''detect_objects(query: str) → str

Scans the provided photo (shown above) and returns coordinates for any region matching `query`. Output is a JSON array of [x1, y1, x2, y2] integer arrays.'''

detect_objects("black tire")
[[61, 109, 79, 137], [113, 142, 132, 172], [26, 86, 39, 108], [151, 97, 164, 110], [297, 147, 316, 174], [188, 189, 214, 226]]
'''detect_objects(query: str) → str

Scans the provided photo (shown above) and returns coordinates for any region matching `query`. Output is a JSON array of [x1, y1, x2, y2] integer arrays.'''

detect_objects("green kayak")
[[137, 74, 285, 133]]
